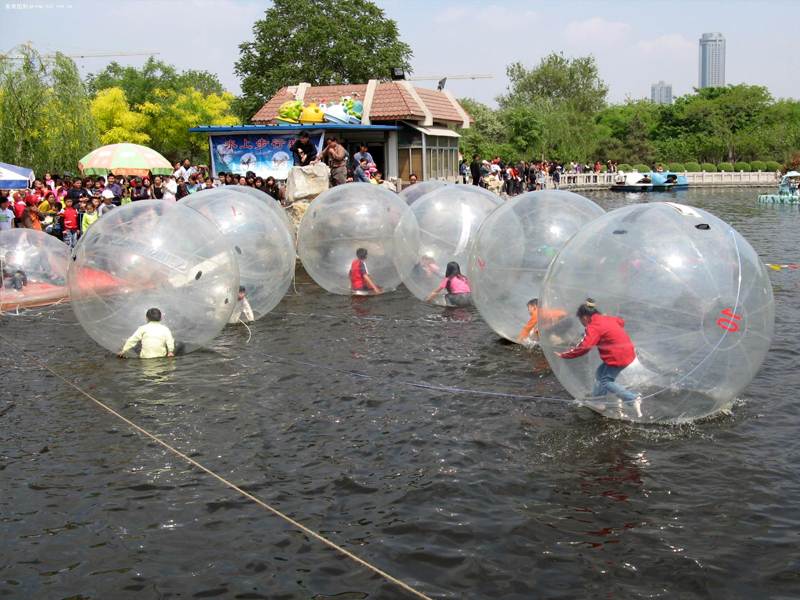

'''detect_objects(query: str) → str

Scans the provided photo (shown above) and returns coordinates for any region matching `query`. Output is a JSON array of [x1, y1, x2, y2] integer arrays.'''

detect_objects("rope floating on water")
[[0, 333, 435, 600]]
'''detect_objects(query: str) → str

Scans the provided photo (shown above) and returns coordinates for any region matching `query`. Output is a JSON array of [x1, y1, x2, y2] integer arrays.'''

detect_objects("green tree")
[[234, 0, 412, 122], [142, 89, 239, 162], [498, 53, 608, 115], [625, 113, 656, 165], [496, 53, 607, 161], [44, 54, 98, 171], [681, 84, 772, 162], [456, 98, 507, 161], [0, 46, 96, 175], [87, 57, 226, 107], [501, 103, 542, 160], [91, 87, 150, 145]]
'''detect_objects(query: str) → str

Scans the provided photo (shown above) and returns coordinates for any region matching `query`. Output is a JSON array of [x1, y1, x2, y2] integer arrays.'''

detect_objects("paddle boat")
[[758, 171, 800, 204], [611, 171, 689, 192]]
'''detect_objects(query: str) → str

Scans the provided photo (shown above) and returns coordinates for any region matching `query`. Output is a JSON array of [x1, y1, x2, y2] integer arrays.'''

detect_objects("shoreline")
[[552, 182, 776, 192]]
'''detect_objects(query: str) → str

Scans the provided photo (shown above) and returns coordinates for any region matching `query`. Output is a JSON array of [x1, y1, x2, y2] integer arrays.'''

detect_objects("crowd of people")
[[464, 156, 621, 194], [1, 146, 624, 249], [0, 158, 295, 246], [291, 132, 395, 189]]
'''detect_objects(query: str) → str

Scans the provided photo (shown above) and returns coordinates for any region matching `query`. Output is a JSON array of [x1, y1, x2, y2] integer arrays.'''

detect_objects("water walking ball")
[[223, 185, 295, 241], [394, 185, 502, 306], [468, 190, 604, 343], [398, 180, 453, 206], [538, 202, 774, 423], [183, 188, 295, 319], [69, 200, 240, 356], [297, 183, 410, 295], [0, 228, 70, 310]]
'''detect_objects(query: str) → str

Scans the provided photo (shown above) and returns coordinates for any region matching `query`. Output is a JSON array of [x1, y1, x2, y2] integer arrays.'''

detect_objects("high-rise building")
[[651, 81, 673, 105], [699, 32, 725, 88]]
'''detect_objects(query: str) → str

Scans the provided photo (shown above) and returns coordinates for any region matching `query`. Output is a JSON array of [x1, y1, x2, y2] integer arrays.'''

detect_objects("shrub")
[[765, 161, 782, 172], [601, 165, 608, 173], [684, 162, 701, 172], [734, 161, 751, 172], [668, 162, 685, 172], [750, 160, 766, 171], [785, 154, 800, 172], [717, 162, 734, 172], [633, 163, 650, 172], [617, 163, 633, 172], [700, 163, 717, 172]]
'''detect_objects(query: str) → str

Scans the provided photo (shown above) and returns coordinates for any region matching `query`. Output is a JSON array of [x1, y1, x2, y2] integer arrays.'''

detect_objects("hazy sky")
[[2, 0, 798, 111]]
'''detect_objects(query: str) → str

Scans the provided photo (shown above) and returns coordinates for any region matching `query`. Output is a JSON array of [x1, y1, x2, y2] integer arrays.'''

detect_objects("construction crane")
[[0, 41, 159, 60], [406, 74, 492, 91], [407, 75, 493, 81]]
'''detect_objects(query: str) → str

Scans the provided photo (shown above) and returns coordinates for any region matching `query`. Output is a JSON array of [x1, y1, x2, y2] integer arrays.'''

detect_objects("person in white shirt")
[[161, 175, 178, 201], [177, 158, 196, 181], [0, 196, 15, 230], [118, 308, 175, 359], [229, 286, 254, 324]]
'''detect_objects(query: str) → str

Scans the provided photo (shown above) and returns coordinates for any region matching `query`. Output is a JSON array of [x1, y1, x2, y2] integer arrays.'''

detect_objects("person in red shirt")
[[349, 248, 382, 294], [60, 197, 80, 248], [556, 298, 642, 416]]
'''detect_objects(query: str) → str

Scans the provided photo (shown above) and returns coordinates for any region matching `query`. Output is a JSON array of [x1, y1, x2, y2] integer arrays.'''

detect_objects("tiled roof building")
[[252, 81, 472, 127]]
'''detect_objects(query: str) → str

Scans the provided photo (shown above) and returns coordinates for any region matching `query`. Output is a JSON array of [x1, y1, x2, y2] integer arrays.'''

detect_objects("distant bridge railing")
[[553, 170, 779, 189]]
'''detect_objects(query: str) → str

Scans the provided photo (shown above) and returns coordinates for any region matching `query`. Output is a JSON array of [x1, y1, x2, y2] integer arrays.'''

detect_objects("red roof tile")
[[414, 88, 465, 125], [251, 82, 471, 126]]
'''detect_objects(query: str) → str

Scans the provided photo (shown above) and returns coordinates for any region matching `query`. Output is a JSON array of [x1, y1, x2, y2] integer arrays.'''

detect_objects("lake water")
[[2, 187, 799, 599]]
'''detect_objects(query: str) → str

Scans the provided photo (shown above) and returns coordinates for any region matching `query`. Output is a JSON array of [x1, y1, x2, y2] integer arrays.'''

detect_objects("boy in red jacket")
[[60, 197, 80, 248], [557, 298, 642, 417]]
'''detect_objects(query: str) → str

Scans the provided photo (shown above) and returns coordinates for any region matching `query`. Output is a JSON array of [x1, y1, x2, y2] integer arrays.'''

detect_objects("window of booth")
[[423, 134, 459, 179]]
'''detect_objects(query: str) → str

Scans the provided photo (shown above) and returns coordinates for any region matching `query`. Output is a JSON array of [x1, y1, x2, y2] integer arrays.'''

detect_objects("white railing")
[[553, 170, 778, 188]]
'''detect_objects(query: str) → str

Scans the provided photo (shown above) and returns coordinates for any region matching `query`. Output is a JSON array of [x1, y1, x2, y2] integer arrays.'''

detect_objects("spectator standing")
[[106, 174, 123, 205], [317, 137, 347, 187], [67, 179, 90, 205], [130, 178, 149, 201], [480, 160, 490, 187], [175, 177, 190, 200], [81, 201, 98, 233], [177, 158, 196, 181], [61, 197, 80, 248], [22, 197, 44, 230], [38, 191, 56, 214], [150, 176, 164, 199], [0, 196, 14, 230], [470, 155, 481, 186], [352, 143, 374, 168], [161, 175, 178, 201], [97, 190, 116, 216]]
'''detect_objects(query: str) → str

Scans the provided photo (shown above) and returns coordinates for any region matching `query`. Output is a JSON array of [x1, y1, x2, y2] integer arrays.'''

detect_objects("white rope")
[[0, 333, 434, 600]]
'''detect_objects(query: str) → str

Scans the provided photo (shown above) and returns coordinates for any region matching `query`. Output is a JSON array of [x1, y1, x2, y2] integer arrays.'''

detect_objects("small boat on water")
[[611, 171, 689, 192], [758, 171, 800, 204]]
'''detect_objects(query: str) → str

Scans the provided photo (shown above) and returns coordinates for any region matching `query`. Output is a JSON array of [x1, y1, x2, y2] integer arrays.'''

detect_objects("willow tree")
[[0, 46, 97, 174], [497, 53, 608, 160]]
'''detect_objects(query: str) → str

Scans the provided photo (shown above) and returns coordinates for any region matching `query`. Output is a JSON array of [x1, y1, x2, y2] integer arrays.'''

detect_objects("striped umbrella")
[[78, 143, 173, 177]]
